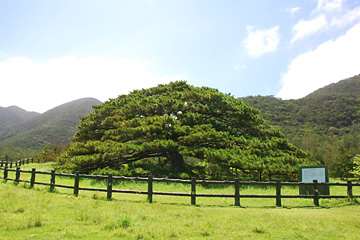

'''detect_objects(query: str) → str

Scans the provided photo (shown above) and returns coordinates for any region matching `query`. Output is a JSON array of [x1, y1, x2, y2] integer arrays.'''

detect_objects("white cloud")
[[277, 23, 360, 99], [331, 6, 360, 27], [317, 0, 344, 12], [288, 7, 301, 15], [0, 56, 184, 113], [291, 15, 328, 43], [244, 25, 280, 58], [289, 0, 360, 44]]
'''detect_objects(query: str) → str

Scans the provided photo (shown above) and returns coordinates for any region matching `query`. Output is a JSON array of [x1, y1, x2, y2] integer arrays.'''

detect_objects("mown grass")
[[1, 163, 360, 239]]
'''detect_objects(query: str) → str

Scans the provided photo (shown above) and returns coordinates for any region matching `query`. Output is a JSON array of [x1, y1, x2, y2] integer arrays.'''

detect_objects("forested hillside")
[[0, 98, 101, 158], [241, 74, 360, 178], [0, 106, 39, 132]]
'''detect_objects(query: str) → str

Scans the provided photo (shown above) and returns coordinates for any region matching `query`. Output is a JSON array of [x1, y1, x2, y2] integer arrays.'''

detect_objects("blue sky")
[[1, 0, 360, 113]]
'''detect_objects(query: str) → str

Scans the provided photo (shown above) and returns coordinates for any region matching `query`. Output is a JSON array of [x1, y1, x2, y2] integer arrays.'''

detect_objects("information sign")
[[299, 166, 329, 195]]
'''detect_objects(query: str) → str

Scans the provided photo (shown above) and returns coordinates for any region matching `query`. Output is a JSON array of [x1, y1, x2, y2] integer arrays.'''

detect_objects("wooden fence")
[[1, 164, 359, 207], [0, 157, 44, 168]]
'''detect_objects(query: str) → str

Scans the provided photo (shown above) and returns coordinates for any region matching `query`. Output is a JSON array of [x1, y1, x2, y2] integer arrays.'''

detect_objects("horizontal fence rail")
[[1, 166, 359, 207]]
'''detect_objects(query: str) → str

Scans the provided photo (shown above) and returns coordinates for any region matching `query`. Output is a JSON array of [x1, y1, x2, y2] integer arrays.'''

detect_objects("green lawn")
[[1, 163, 360, 239]]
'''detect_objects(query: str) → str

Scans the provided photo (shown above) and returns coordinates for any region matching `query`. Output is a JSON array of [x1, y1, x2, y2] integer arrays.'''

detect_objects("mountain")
[[0, 98, 102, 152], [241, 74, 360, 136], [241, 74, 360, 178], [0, 106, 40, 132]]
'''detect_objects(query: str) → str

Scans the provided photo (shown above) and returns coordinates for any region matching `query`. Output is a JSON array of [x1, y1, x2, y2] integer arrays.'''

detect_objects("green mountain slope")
[[241, 74, 360, 177], [0, 98, 101, 151], [0, 106, 40, 132], [241, 74, 360, 136]]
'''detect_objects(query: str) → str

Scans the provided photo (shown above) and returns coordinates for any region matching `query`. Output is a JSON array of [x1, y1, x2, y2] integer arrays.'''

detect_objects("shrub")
[[351, 154, 360, 180]]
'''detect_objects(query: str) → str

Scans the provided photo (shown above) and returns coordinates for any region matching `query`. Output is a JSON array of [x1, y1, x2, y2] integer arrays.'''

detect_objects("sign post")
[[299, 166, 329, 195]]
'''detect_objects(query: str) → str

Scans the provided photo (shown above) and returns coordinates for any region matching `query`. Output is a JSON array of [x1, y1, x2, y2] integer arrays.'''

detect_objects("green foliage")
[[242, 74, 360, 178], [35, 143, 69, 162], [351, 154, 360, 179], [57, 81, 310, 180], [242, 75, 360, 133], [0, 144, 36, 161], [333, 151, 355, 180]]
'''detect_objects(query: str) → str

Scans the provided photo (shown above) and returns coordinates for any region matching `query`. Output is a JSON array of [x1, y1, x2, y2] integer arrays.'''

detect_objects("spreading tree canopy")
[[57, 81, 310, 180]]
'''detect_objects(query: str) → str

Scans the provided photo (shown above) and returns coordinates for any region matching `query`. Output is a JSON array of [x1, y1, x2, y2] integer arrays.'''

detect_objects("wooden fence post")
[[30, 168, 36, 188], [15, 167, 21, 184], [31, 158, 34, 163], [107, 174, 113, 200], [148, 175, 153, 203], [347, 181, 353, 199], [276, 180, 282, 207], [50, 170, 56, 192], [74, 171, 80, 197], [313, 180, 319, 206], [191, 177, 196, 205], [10, 161, 12, 169], [3, 166, 8, 180], [235, 178, 240, 206]]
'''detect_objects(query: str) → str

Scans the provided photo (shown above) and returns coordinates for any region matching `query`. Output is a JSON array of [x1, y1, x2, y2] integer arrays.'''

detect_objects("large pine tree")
[[57, 81, 310, 180]]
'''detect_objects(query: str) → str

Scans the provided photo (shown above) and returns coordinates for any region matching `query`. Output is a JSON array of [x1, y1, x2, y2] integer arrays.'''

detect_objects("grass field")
[[1, 163, 360, 239]]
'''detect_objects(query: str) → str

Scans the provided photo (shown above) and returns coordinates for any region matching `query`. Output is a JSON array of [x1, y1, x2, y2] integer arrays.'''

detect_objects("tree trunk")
[[168, 152, 187, 173]]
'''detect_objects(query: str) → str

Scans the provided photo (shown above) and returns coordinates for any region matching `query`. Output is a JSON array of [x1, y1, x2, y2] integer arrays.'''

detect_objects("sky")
[[1, 0, 360, 113]]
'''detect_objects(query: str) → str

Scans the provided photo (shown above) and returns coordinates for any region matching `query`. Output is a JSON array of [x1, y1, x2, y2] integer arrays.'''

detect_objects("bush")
[[351, 154, 360, 180]]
